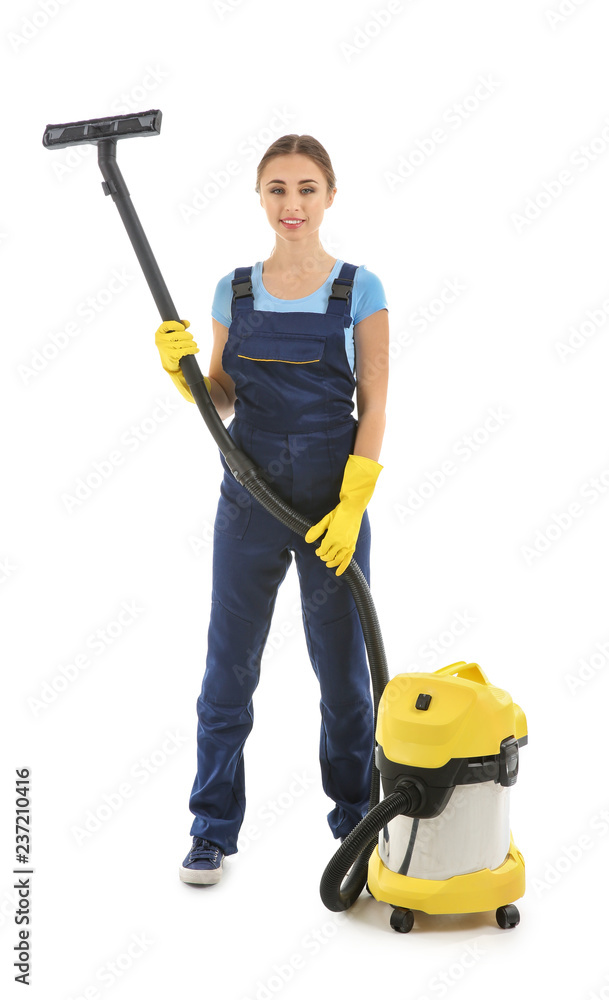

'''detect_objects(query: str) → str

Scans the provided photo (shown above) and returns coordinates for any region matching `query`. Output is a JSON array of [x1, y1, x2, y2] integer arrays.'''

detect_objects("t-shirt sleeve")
[[353, 265, 388, 325], [211, 269, 235, 329]]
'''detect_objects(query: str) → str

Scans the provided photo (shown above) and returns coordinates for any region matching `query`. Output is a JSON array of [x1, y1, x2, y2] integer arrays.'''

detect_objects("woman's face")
[[259, 154, 335, 245]]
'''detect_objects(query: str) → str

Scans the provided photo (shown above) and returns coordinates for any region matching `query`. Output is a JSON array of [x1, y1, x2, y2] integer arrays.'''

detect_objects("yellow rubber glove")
[[305, 454, 383, 575], [155, 319, 210, 403]]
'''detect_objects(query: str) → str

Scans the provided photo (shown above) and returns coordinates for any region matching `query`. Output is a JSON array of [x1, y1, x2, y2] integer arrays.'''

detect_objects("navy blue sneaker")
[[179, 837, 224, 884]]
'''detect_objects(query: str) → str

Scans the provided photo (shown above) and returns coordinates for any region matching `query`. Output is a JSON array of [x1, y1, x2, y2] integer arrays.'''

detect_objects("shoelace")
[[189, 838, 220, 863]]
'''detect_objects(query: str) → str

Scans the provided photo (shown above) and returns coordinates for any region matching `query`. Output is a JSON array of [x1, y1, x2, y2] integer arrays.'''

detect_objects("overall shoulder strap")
[[326, 262, 358, 326], [231, 265, 254, 318]]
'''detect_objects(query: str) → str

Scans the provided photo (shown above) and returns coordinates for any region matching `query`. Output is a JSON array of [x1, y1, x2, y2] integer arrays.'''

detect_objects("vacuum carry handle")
[[434, 662, 489, 685]]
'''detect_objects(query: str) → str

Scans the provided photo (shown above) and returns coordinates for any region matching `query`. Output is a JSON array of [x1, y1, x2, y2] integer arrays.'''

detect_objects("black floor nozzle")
[[42, 109, 162, 149]]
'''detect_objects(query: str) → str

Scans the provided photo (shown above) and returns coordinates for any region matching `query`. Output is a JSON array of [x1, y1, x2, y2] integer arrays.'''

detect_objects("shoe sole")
[[179, 863, 223, 885]]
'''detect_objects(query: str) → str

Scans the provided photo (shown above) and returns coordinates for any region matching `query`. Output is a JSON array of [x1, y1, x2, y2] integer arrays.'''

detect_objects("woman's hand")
[[155, 319, 209, 402], [305, 454, 383, 575], [156, 318, 198, 368]]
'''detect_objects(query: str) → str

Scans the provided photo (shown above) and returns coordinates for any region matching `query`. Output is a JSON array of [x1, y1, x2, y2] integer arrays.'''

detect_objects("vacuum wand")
[[42, 109, 254, 481]]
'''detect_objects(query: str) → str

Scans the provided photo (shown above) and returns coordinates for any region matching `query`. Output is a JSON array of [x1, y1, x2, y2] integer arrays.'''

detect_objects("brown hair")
[[255, 134, 336, 195]]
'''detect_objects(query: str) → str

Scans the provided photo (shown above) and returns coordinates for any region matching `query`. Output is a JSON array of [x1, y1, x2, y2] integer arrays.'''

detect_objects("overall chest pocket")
[[237, 333, 326, 364]]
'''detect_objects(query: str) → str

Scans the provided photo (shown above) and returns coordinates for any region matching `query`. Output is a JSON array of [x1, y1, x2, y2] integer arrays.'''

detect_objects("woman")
[[155, 134, 389, 885]]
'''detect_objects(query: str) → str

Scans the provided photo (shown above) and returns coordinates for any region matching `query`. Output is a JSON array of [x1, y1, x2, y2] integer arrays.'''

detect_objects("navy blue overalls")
[[188, 262, 374, 854]]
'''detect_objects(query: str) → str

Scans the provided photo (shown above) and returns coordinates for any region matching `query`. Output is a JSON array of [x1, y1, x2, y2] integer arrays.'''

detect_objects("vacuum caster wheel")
[[496, 904, 520, 929], [390, 907, 414, 933]]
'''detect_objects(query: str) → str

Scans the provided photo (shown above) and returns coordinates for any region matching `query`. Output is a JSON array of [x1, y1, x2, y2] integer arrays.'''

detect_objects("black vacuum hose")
[[320, 781, 421, 912], [218, 450, 392, 910]]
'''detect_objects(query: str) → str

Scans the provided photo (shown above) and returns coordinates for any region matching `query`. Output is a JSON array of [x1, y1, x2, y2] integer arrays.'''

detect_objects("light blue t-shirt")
[[211, 260, 388, 373]]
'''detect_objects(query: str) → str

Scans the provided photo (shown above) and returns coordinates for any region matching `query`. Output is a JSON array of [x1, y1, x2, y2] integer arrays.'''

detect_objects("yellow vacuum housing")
[[367, 661, 527, 932]]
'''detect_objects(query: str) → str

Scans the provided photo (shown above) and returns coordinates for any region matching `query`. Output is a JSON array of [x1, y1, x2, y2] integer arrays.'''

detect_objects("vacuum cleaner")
[[42, 109, 527, 932], [320, 660, 527, 931]]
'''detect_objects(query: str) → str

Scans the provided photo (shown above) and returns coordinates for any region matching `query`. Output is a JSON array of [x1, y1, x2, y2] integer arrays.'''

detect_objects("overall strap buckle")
[[329, 279, 352, 303], [231, 266, 254, 318], [231, 277, 253, 299], [326, 263, 358, 326]]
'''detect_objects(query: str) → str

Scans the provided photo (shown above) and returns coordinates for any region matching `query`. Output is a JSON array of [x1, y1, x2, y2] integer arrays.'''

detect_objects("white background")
[[3, 0, 609, 997]]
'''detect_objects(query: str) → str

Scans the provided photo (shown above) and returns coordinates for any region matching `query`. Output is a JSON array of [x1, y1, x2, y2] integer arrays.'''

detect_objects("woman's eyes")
[[270, 187, 315, 195]]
